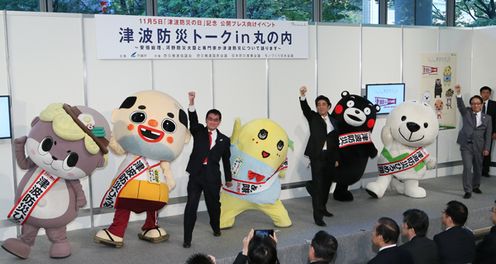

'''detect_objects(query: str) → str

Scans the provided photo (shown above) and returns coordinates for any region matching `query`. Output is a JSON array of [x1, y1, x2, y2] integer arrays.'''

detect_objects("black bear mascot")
[[331, 91, 380, 201]]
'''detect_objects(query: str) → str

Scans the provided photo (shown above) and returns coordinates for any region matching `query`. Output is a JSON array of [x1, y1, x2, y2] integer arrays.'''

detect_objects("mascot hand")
[[370, 147, 378, 158], [426, 157, 437, 170], [278, 170, 286, 178], [109, 135, 127, 156], [14, 136, 27, 145], [161, 161, 176, 191], [76, 195, 87, 208]]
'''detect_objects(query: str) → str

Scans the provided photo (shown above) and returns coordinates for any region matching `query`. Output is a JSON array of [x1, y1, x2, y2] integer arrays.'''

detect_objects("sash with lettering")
[[7, 170, 60, 225], [223, 145, 287, 197], [100, 156, 149, 208], [377, 147, 429, 176], [339, 131, 372, 148]]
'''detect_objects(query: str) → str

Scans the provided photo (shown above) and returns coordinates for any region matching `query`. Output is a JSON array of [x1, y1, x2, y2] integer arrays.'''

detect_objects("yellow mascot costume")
[[220, 118, 292, 228]]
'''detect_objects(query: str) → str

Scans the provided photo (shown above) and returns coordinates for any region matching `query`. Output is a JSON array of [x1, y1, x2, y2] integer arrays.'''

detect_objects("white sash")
[[339, 131, 372, 148], [7, 170, 60, 225], [377, 148, 429, 176], [100, 156, 150, 208]]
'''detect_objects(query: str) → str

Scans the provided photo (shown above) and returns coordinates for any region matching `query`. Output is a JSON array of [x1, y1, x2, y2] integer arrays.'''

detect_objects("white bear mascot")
[[366, 101, 439, 199]]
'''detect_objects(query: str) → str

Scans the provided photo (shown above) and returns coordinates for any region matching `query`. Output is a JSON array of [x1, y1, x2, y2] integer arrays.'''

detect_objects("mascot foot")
[[138, 227, 169, 243], [333, 189, 354, 202], [404, 181, 426, 198], [94, 229, 124, 248], [2, 238, 31, 259], [49, 242, 71, 259], [365, 176, 391, 199], [391, 178, 405, 194]]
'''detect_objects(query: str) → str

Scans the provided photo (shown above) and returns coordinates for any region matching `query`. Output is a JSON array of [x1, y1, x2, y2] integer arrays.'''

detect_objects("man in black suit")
[[368, 217, 414, 264], [183, 91, 232, 248], [434, 200, 476, 264], [400, 209, 439, 264], [308, 230, 338, 264], [299, 86, 340, 227], [474, 200, 496, 264], [480, 86, 496, 177]]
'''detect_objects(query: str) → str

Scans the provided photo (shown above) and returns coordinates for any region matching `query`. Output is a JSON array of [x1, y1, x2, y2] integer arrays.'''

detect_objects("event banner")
[[421, 53, 457, 129], [95, 14, 309, 60]]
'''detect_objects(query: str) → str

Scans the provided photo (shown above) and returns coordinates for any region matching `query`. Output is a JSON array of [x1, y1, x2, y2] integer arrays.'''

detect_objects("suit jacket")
[[186, 110, 231, 185], [474, 225, 496, 264], [399, 236, 440, 264], [367, 246, 414, 264], [433, 226, 476, 264], [233, 252, 247, 264], [456, 97, 492, 152], [484, 99, 496, 134], [300, 98, 340, 162]]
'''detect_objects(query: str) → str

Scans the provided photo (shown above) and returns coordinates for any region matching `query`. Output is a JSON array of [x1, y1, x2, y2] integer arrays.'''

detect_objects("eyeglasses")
[[471, 102, 482, 105]]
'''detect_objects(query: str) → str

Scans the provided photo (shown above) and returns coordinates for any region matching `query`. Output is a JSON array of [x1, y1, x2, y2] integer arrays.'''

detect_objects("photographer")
[[233, 229, 279, 264]]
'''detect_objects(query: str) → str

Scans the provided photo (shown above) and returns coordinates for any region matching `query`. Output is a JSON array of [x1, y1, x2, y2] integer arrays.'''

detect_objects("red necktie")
[[203, 131, 212, 164]]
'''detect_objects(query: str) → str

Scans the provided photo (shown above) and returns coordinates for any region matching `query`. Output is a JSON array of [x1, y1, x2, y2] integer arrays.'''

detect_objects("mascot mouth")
[[138, 125, 164, 143], [346, 114, 362, 122], [261, 151, 270, 158], [398, 127, 424, 143]]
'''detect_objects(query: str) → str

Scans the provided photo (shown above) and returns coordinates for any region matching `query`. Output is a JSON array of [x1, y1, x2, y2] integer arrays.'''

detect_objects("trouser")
[[108, 209, 158, 238], [309, 151, 335, 221], [461, 144, 483, 193], [183, 166, 221, 243], [482, 140, 493, 175]]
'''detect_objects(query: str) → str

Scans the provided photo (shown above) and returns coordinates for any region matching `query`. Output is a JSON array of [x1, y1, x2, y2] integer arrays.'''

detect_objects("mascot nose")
[[406, 122, 420, 133], [355, 110, 360, 114], [148, 119, 158, 127]]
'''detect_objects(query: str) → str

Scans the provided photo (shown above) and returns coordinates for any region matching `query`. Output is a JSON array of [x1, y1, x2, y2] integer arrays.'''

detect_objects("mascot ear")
[[231, 118, 242, 144], [375, 105, 381, 112], [31, 117, 40, 127], [341, 91, 349, 98]]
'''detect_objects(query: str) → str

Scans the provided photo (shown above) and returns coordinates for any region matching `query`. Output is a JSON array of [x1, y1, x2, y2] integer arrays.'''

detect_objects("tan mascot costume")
[[95, 91, 190, 247]]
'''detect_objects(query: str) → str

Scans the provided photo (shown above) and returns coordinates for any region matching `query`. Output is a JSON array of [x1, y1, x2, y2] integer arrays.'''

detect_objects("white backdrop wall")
[[0, 11, 494, 238]]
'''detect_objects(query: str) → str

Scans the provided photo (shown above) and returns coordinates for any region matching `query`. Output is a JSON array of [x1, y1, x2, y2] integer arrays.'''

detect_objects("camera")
[[254, 229, 274, 238]]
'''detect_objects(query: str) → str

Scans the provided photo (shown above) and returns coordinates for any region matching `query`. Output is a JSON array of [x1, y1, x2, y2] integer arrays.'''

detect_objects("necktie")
[[473, 112, 477, 128], [203, 131, 212, 164], [483, 102, 487, 114]]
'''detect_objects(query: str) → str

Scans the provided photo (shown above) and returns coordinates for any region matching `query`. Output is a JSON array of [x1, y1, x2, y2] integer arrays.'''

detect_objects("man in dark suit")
[[479, 86, 496, 177], [474, 200, 496, 264], [368, 217, 414, 264], [455, 85, 492, 199], [400, 209, 439, 264], [434, 200, 476, 264], [299, 86, 340, 227], [308, 230, 338, 264], [183, 91, 232, 248]]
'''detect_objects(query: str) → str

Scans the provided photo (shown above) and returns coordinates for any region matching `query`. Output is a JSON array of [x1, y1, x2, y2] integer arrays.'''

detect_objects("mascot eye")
[[258, 129, 268, 140], [63, 152, 79, 170], [424, 123, 428, 128], [346, 100, 354, 108], [277, 140, 284, 151], [401, 116, 407, 121], [38, 137, 53, 155], [364, 107, 371, 115], [162, 119, 176, 133], [130, 111, 146, 123]]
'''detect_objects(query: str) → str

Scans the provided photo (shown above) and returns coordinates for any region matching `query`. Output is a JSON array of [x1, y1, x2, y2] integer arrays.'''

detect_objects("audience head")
[[402, 209, 429, 239], [315, 95, 331, 116], [308, 230, 338, 263], [205, 109, 222, 131], [247, 234, 278, 264], [372, 217, 400, 248], [480, 86, 492, 101], [442, 200, 468, 228], [185, 253, 216, 264], [492, 200, 496, 225]]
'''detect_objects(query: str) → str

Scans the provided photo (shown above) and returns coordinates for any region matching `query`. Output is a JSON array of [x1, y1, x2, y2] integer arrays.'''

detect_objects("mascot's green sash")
[[377, 147, 428, 176], [8, 169, 60, 225]]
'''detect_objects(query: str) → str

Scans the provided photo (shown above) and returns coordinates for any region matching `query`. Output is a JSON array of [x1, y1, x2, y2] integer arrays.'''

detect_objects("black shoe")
[[323, 210, 334, 217], [314, 218, 326, 226], [183, 242, 191, 248], [482, 174, 490, 178], [463, 192, 471, 199], [213, 231, 221, 237], [473, 188, 482, 194]]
